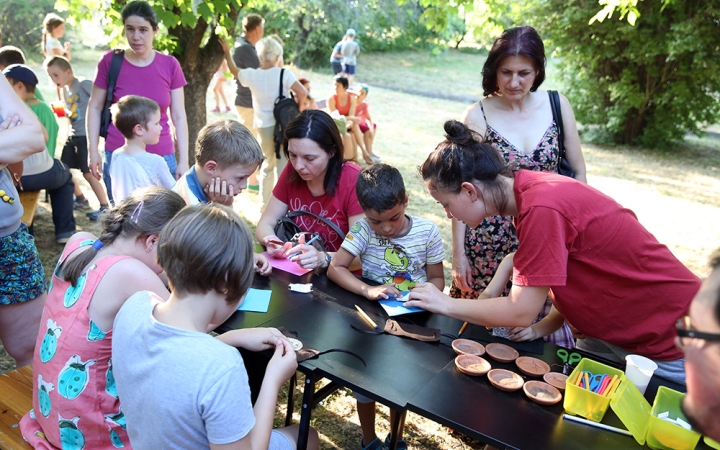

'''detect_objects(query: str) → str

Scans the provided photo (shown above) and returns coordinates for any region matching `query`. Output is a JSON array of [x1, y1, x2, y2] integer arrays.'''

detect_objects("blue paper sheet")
[[378, 298, 424, 316], [237, 288, 271, 313]]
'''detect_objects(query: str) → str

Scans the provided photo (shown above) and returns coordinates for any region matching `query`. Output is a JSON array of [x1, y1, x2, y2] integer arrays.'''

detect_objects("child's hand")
[[366, 284, 401, 301], [253, 252, 272, 276], [509, 326, 538, 342], [263, 236, 292, 259], [204, 177, 234, 206], [219, 37, 230, 53], [266, 339, 298, 386]]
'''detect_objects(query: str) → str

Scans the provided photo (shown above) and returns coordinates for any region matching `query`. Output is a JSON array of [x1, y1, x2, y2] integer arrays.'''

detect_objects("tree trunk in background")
[[168, 7, 242, 165]]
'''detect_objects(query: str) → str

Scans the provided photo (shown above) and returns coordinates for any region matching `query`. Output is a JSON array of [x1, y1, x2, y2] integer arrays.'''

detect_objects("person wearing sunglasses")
[[677, 249, 720, 441]]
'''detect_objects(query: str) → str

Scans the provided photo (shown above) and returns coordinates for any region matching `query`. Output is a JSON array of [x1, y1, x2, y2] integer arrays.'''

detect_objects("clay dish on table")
[[515, 356, 551, 377], [543, 372, 569, 391], [485, 343, 520, 363], [452, 339, 486, 357], [487, 369, 524, 392], [523, 381, 562, 405], [455, 355, 492, 376]]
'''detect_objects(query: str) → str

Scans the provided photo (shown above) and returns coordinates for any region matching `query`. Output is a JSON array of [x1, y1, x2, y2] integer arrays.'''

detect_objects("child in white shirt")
[[109, 95, 175, 202]]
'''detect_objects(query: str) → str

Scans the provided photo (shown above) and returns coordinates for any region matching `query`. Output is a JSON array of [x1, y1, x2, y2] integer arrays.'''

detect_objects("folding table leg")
[[285, 373, 297, 426], [387, 409, 407, 450], [297, 372, 319, 450]]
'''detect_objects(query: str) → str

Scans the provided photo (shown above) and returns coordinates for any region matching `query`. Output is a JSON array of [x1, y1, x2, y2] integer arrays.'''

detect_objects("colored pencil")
[[458, 322, 468, 336], [563, 414, 633, 437], [355, 304, 379, 330]]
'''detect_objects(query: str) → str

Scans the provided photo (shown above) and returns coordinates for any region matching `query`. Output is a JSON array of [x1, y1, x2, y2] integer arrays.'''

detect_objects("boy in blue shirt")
[[328, 163, 445, 450]]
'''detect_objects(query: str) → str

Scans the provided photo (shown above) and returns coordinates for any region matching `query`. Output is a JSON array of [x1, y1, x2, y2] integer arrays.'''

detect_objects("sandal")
[[384, 434, 408, 450], [361, 437, 385, 450]]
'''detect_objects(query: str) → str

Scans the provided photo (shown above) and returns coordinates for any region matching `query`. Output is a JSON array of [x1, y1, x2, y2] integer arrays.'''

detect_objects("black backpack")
[[273, 68, 301, 159], [99, 49, 124, 139]]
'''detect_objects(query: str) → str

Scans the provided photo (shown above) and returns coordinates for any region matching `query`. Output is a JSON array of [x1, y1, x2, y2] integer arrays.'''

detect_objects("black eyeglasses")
[[676, 316, 720, 348]]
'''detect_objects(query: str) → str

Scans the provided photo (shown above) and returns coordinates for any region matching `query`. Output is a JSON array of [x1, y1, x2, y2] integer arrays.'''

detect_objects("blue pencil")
[[287, 234, 319, 259]]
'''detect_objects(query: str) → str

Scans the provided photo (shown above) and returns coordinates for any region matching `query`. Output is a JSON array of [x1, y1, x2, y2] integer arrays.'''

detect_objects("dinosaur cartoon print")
[[381, 245, 416, 292]]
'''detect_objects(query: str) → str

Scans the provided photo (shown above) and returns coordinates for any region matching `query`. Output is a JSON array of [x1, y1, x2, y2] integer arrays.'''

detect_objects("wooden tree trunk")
[[168, 7, 242, 165]]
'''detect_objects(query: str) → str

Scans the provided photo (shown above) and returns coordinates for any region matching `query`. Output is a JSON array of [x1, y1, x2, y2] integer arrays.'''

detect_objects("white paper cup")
[[625, 354, 658, 395]]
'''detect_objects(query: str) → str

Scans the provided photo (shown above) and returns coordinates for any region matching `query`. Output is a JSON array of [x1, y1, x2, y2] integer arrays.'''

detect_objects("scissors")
[[588, 373, 606, 392], [557, 349, 582, 374]]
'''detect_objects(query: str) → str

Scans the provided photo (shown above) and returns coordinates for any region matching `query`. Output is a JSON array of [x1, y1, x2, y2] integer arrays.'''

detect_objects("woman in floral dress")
[[452, 26, 587, 347]]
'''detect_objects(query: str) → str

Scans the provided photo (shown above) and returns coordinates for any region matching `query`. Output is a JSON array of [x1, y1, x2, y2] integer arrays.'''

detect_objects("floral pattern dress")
[[452, 101, 575, 349]]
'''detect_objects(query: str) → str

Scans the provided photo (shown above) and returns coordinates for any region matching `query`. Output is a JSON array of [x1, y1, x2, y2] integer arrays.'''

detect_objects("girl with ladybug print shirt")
[[19, 188, 185, 449]]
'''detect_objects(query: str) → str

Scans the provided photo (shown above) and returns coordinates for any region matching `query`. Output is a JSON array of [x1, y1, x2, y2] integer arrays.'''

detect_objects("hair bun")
[[444, 120, 476, 146]]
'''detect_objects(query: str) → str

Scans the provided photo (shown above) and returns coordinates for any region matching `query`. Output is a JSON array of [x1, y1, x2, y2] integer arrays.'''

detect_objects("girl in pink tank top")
[[20, 187, 185, 450]]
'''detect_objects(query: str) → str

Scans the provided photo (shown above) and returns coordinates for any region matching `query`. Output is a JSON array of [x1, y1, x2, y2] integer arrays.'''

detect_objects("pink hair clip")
[[130, 200, 145, 224]]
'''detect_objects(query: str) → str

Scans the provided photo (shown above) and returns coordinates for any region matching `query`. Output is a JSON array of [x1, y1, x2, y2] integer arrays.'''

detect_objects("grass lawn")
[[6, 45, 720, 449]]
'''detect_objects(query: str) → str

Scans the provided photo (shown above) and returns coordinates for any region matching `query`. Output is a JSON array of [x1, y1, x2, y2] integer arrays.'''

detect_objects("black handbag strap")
[[548, 90, 566, 161], [104, 49, 125, 118], [277, 68, 285, 101], [287, 209, 345, 239]]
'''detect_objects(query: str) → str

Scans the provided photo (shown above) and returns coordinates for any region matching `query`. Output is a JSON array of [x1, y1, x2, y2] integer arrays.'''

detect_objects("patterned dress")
[[20, 239, 131, 449], [452, 101, 575, 349]]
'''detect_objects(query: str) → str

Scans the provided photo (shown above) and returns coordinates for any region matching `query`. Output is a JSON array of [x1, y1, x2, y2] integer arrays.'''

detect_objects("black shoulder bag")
[[274, 210, 345, 253], [548, 90, 575, 178], [273, 68, 300, 159], [99, 49, 125, 139]]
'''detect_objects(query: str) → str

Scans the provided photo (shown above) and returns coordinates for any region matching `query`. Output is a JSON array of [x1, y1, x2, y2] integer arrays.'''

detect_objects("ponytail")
[[61, 187, 186, 286]]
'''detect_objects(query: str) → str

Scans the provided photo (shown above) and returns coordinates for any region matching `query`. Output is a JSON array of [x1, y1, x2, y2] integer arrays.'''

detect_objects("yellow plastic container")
[[645, 386, 701, 450], [563, 358, 625, 422]]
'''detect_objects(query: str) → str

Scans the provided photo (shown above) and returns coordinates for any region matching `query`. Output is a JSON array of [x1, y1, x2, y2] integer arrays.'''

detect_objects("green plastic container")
[[645, 386, 701, 450], [564, 358, 625, 423]]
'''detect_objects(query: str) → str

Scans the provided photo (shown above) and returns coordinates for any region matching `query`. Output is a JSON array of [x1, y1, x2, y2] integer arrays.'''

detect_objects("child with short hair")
[[3, 63, 76, 243], [328, 163, 445, 450], [352, 84, 379, 163], [112, 204, 319, 450], [109, 95, 175, 202], [19, 187, 187, 449], [45, 55, 110, 212], [174, 119, 271, 275]]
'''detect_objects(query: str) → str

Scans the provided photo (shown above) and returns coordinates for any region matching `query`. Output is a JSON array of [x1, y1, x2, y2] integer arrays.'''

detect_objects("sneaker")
[[73, 197, 90, 211], [225, 106, 231, 113], [86, 206, 108, 222], [211, 107, 220, 113], [56, 231, 76, 244], [371, 154, 382, 163]]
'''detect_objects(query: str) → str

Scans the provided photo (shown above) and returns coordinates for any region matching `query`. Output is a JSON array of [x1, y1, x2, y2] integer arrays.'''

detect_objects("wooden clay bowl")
[[452, 339, 486, 357], [543, 372, 569, 391], [485, 343, 520, 363], [487, 369, 524, 392], [455, 355, 492, 377], [523, 381, 562, 405], [515, 356, 551, 377]]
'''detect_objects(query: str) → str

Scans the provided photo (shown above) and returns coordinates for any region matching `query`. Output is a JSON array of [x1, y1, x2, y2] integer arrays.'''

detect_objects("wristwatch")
[[324, 252, 333, 268]]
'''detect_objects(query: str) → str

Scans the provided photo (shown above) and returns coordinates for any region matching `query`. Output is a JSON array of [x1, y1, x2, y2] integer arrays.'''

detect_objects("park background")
[[2, 0, 720, 448]]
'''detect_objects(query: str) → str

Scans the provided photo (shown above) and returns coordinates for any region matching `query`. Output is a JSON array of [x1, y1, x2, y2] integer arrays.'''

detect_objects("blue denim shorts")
[[0, 224, 46, 305]]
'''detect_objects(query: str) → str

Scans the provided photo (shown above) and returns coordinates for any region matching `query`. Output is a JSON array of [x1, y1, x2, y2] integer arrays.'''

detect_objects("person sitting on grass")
[[174, 119, 271, 275], [112, 204, 319, 450], [350, 84, 379, 163], [4, 63, 76, 244], [19, 187, 186, 449], [108, 95, 176, 202], [328, 75, 369, 164], [328, 163, 445, 450], [45, 55, 110, 212]]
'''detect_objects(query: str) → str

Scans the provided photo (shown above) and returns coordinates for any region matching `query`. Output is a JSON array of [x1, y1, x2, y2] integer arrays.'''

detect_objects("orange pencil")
[[603, 375, 619, 397], [583, 372, 591, 390]]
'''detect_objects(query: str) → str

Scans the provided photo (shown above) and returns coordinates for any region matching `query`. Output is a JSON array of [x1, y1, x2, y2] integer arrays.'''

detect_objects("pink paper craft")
[[263, 251, 312, 276]]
